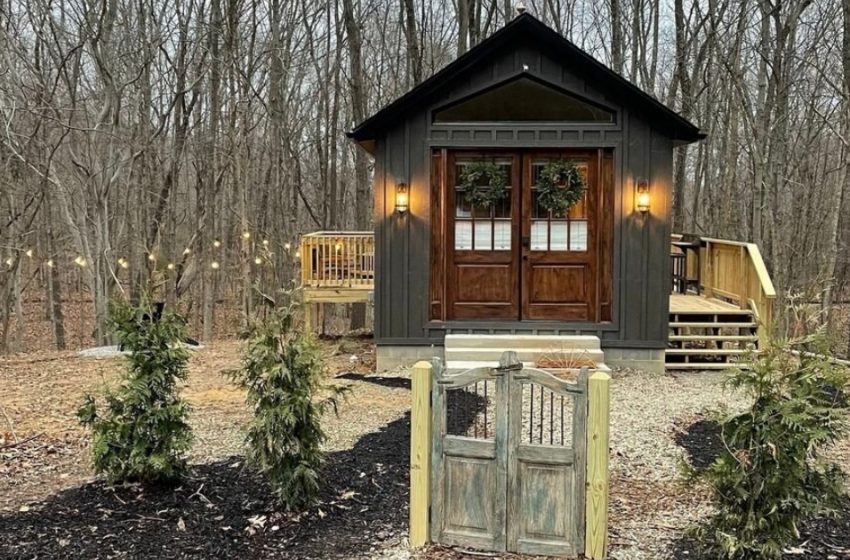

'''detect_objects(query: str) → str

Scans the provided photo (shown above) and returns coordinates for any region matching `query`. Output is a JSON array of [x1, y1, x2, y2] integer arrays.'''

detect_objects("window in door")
[[529, 160, 589, 252], [454, 158, 513, 251]]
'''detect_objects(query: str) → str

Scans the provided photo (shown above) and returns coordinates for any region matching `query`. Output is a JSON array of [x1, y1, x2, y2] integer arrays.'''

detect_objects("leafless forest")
[[1, 0, 848, 354]]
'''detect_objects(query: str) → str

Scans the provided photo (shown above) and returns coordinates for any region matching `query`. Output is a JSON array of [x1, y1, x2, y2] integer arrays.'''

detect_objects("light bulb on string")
[[254, 257, 262, 265], [25, 249, 33, 258], [46, 259, 54, 268], [5, 257, 13, 268], [262, 239, 269, 247], [167, 263, 176, 271], [119, 258, 129, 269], [284, 242, 291, 251], [213, 240, 222, 248], [148, 253, 156, 262], [183, 248, 191, 256], [74, 256, 87, 267], [242, 232, 251, 240], [210, 261, 220, 270]]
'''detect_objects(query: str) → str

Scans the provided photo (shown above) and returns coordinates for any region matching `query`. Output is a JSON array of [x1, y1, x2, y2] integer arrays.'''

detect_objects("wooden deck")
[[669, 293, 740, 313]]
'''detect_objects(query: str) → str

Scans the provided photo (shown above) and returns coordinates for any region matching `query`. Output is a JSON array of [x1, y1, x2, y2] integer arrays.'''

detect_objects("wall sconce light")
[[395, 182, 409, 214], [635, 179, 650, 214]]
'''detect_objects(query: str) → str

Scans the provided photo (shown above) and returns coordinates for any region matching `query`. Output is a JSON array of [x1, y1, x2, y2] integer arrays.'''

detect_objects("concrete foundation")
[[375, 345, 442, 371], [602, 348, 666, 375], [376, 343, 666, 374]]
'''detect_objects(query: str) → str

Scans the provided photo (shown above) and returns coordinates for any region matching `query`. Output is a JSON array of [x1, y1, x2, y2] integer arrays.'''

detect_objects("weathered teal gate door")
[[431, 353, 588, 557]]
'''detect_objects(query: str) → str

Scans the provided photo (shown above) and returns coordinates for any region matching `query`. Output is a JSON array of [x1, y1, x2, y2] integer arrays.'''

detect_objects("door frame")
[[431, 147, 613, 324]]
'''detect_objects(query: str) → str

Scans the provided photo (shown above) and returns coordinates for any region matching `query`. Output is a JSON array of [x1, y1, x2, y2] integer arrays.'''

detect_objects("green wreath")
[[536, 160, 586, 216], [459, 162, 508, 208]]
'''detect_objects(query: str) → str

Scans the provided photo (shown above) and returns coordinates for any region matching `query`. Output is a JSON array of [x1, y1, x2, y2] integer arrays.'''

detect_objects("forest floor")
[[1, 337, 850, 559]]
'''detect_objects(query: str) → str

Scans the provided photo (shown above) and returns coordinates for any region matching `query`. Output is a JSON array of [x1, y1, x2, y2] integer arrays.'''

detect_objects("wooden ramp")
[[667, 294, 758, 370]]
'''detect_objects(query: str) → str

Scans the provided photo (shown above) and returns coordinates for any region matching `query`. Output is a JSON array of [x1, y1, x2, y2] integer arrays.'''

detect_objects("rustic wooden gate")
[[429, 352, 589, 557]]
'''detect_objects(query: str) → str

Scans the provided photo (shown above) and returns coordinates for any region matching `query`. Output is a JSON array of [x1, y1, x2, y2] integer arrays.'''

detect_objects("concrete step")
[[446, 360, 612, 373], [444, 334, 607, 372], [444, 334, 602, 351], [444, 348, 605, 364]]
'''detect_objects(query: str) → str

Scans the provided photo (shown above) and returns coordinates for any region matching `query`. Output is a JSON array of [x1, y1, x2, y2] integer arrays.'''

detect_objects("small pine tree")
[[78, 299, 193, 483], [230, 300, 342, 510], [696, 334, 850, 559]]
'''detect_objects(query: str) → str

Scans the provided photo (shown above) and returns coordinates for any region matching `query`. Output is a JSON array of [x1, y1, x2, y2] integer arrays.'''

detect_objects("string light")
[[335, 243, 342, 252], [120, 259, 129, 269], [254, 257, 262, 265], [210, 261, 220, 270], [148, 253, 156, 262], [25, 249, 33, 258], [74, 256, 87, 267], [46, 259, 54, 268], [5, 257, 13, 268], [242, 232, 251, 240], [262, 239, 269, 247], [183, 248, 191, 256], [167, 263, 176, 270], [283, 242, 291, 251], [213, 240, 222, 248]]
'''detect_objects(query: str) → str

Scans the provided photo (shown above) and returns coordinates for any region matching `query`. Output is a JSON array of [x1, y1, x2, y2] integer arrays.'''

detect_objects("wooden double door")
[[435, 149, 612, 322]]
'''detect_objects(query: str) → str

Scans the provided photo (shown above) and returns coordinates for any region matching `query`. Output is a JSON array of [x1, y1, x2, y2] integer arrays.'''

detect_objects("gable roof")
[[348, 13, 704, 146]]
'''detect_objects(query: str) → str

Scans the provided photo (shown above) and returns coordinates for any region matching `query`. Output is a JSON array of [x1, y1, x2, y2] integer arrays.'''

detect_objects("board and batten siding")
[[371, 37, 673, 350]]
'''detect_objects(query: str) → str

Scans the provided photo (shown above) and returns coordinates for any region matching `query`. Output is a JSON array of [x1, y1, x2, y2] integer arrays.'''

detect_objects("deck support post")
[[410, 360, 433, 549], [585, 371, 611, 559]]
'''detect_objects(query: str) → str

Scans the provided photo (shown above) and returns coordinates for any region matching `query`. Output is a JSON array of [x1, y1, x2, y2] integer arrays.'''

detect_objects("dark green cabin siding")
[[371, 38, 675, 350]]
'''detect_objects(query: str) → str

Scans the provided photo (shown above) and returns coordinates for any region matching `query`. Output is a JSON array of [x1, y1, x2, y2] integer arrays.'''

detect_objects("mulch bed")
[[0, 415, 411, 560], [672, 416, 850, 560]]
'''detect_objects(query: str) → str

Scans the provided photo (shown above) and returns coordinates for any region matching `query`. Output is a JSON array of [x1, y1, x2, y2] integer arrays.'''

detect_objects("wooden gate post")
[[585, 371, 611, 559], [410, 360, 433, 549]]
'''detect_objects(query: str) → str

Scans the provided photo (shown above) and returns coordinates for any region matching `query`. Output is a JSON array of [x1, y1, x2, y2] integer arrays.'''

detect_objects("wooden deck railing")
[[671, 234, 777, 345], [299, 231, 375, 289]]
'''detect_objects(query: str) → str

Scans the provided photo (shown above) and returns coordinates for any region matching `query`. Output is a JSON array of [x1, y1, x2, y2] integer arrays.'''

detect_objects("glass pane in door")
[[529, 159, 589, 252], [454, 158, 513, 251]]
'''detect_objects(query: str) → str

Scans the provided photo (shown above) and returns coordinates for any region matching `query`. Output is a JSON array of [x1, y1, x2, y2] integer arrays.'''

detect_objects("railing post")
[[585, 371, 611, 560], [410, 360, 433, 549]]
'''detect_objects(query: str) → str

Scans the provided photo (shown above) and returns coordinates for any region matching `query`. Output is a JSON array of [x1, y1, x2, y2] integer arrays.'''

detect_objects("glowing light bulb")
[[167, 263, 176, 270], [242, 232, 251, 240], [148, 253, 156, 261], [335, 243, 342, 252], [284, 242, 291, 251], [46, 259, 54, 268], [183, 248, 191, 255], [213, 240, 222, 248], [5, 258, 13, 267], [25, 249, 33, 258], [120, 259, 129, 269], [210, 261, 220, 270], [75, 256, 87, 267], [262, 239, 269, 247], [254, 257, 262, 265]]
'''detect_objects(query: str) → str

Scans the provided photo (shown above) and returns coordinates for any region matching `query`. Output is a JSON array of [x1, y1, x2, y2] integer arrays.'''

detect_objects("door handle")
[[522, 235, 530, 250]]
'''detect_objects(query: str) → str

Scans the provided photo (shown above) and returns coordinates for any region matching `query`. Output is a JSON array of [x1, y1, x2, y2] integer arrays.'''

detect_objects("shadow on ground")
[[0, 414, 412, 560], [674, 416, 723, 471], [671, 416, 850, 560], [337, 372, 411, 390]]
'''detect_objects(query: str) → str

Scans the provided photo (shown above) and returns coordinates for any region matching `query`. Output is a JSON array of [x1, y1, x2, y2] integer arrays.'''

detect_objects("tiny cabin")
[[301, 13, 775, 373]]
